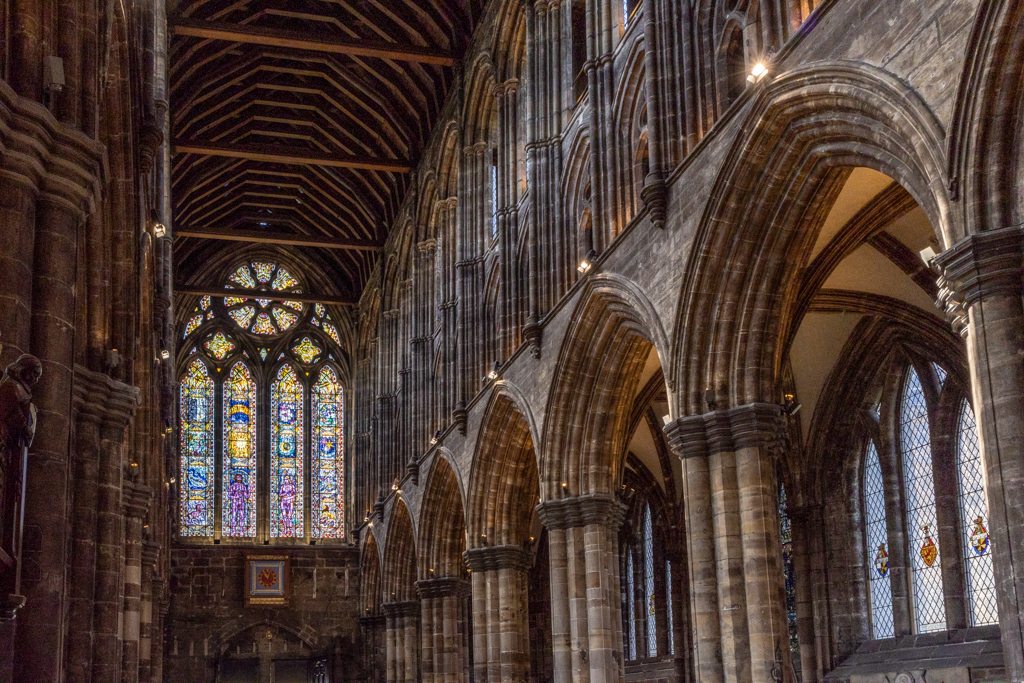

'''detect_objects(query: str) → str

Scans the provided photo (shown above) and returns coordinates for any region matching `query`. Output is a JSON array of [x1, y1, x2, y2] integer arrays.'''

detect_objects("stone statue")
[[0, 355, 42, 453]]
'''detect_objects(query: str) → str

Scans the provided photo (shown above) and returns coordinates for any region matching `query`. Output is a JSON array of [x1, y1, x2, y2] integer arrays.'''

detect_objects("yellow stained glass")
[[283, 300, 303, 311], [322, 322, 341, 345], [272, 307, 298, 331], [228, 306, 255, 329], [229, 265, 255, 289], [183, 314, 203, 338], [224, 296, 248, 307], [272, 267, 299, 291], [204, 332, 235, 360], [292, 337, 322, 364], [256, 298, 271, 308], [252, 262, 275, 283], [253, 312, 276, 335], [200, 295, 211, 310]]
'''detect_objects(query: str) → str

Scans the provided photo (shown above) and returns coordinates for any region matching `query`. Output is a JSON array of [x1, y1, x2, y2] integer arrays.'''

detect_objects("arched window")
[[863, 439, 894, 638], [956, 399, 997, 625], [642, 503, 656, 657], [271, 364, 304, 538], [223, 361, 257, 538], [180, 359, 215, 537], [177, 261, 347, 543], [900, 366, 945, 633]]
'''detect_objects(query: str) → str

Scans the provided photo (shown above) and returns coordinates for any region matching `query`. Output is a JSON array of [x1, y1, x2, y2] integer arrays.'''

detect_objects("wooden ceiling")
[[170, 0, 481, 304]]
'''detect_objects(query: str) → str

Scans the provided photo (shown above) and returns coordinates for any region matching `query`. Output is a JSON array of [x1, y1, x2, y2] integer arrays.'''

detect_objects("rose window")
[[223, 262, 304, 336]]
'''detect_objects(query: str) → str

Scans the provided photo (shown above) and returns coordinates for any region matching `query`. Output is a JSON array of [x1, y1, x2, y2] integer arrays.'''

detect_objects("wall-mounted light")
[[747, 62, 768, 84], [391, 479, 399, 492], [577, 249, 598, 274], [782, 393, 802, 416], [487, 361, 500, 381], [152, 222, 167, 238], [160, 349, 171, 360], [430, 429, 442, 446], [919, 246, 937, 267]]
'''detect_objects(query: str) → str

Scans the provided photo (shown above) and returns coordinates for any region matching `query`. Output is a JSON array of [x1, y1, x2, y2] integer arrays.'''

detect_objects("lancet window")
[[177, 261, 346, 543]]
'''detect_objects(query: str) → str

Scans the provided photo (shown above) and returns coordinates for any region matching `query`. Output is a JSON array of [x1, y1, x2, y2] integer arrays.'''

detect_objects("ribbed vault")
[[170, 0, 482, 300]]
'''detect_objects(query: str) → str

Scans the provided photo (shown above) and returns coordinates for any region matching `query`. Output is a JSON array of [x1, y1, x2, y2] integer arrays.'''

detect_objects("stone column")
[[538, 495, 626, 683], [93, 382, 140, 683], [384, 605, 398, 683], [150, 580, 167, 683], [121, 481, 152, 683], [464, 545, 532, 683], [67, 374, 104, 683], [416, 577, 468, 683], [787, 506, 820, 682], [665, 416, 724, 683], [403, 602, 419, 683], [665, 405, 794, 683], [138, 542, 159, 683], [935, 228, 1024, 681]]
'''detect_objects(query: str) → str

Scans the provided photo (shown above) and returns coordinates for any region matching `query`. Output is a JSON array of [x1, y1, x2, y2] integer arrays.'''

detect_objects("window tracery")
[[177, 260, 346, 543]]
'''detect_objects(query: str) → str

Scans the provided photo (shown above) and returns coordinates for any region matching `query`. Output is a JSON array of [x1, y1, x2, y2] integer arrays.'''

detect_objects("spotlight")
[[577, 259, 591, 274], [430, 429, 442, 446], [152, 222, 167, 238], [160, 349, 171, 360], [487, 361, 500, 380], [577, 249, 598, 274]]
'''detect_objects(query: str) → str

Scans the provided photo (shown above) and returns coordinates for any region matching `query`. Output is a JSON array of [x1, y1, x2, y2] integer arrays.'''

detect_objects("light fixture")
[[487, 361, 500, 380], [577, 249, 598, 274], [919, 246, 937, 266], [152, 222, 167, 238], [747, 62, 768, 84], [782, 393, 802, 416], [392, 479, 399, 491], [160, 349, 171, 360], [430, 429, 441, 446]]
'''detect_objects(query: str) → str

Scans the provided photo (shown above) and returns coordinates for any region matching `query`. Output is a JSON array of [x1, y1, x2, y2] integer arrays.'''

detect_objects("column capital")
[[417, 238, 437, 255], [415, 576, 468, 599], [535, 493, 626, 531], [934, 226, 1023, 334], [463, 544, 532, 573], [73, 365, 141, 432], [122, 481, 153, 520], [381, 600, 421, 619], [663, 402, 786, 457], [141, 541, 161, 568]]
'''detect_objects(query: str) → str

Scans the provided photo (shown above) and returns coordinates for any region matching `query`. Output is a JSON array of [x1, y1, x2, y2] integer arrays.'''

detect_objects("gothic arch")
[[540, 276, 668, 500], [360, 529, 382, 615], [381, 498, 418, 603], [417, 455, 468, 579], [465, 391, 539, 548], [672, 61, 952, 417]]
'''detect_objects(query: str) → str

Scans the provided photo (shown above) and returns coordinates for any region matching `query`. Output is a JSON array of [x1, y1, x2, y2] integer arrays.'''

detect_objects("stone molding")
[[463, 544, 532, 573], [415, 576, 468, 599], [72, 365, 142, 433], [535, 493, 627, 532], [381, 600, 421, 619], [934, 226, 1023, 334], [141, 541, 161, 568], [122, 481, 153, 521], [664, 402, 786, 458]]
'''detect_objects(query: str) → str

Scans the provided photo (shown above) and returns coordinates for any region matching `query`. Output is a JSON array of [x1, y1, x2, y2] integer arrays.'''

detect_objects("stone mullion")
[[876, 383, 912, 637], [120, 481, 152, 683], [67, 398, 103, 683], [929, 394, 967, 630], [788, 506, 820, 683], [935, 228, 1024, 680]]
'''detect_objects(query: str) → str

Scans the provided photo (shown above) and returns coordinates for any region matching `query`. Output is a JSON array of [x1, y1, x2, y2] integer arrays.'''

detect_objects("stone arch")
[[465, 390, 540, 548], [540, 275, 668, 500], [672, 61, 952, 417], [215, 618, 318, 652], [381, 498, 417, 603], [417, 455, 468, 579], [360, 528, 383, 615]]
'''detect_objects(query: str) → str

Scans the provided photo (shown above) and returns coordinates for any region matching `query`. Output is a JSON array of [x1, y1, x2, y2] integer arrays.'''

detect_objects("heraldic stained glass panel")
[[311, 366, 344, 539], [901, 366, 946, 633], [223, 362, 257, 538], [271, 364, 305, 538], [864, 439, 894, 638], [180, 359, 215, 536], [957, 399, 997, 626]]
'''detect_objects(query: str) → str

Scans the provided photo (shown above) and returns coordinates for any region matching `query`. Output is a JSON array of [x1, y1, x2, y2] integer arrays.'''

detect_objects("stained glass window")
[[180, 359, 215, 536], [222, 262, 304, 335], [272, 307, 299, 331], [311, 366, 344, 539], [253, 261, 275, 283], [901, 366, 945, 633], [933, 363, 947, 386], [642, 503, 656, 657], [200, 294, 211, 310], [271, 364, 305, 538], [228, 306, 256, 329], [626, 550, 636, 660], [223, 363, 257, 538], [183, 314, 203, 338], [253, 312, 275, 335], [322, 322, 341, 346], [229, 265, 256, 289], [864, 439, 894, 638], [292, 337, 322, 365], [779, 484, 799, 652], [957, 399, 997, 626], [204, 331, 236, 360]]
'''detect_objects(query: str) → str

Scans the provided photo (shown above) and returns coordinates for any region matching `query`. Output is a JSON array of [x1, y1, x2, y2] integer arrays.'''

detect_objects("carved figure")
[[0, 355, 42, 452]]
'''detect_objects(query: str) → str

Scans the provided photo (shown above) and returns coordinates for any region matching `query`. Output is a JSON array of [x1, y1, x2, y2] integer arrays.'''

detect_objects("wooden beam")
[[174, 140, 411, 173], [177, 227, 382, 252], [176, 287, 357, 306], [173, 19, 455, 66]]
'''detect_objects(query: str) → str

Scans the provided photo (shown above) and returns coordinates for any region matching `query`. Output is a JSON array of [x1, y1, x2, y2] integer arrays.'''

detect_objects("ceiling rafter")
[[173, 19, 456, 65], [174, 140, 412, 172], [175, 287, 358, 306], [177, 227, 384, 251]]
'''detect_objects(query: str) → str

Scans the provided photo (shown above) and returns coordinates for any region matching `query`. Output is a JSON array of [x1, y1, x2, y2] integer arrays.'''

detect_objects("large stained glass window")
[[223, 262, 305, 336], [957, 399, 997, 626], [180, 359, 215, 536], [779, 484, 800, 653], [901, 367, 945, 633], [311, 366, 344, 539], [223, 362, 257, 538], [271, 364, 305, 538], [642, 503, 657, 657], [864, 439, 894, 638], [625, 550, 637, 660]]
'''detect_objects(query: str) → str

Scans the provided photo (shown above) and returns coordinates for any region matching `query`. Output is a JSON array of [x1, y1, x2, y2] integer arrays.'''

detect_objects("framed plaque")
[[245, 555, 291, 607]]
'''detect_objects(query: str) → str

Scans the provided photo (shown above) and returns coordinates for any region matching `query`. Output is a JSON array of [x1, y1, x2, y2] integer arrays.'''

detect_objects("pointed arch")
[[381, 499, 418, 603], [417, 455, 468, 579], [361, 529, 383, 616]]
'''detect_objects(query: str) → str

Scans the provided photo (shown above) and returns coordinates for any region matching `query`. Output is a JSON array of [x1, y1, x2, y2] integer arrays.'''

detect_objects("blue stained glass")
[[957, 399, 997, 625], [180, 359, 215, 536], [864, 440, 894, 638], [271, 364, 304, 538], [222, 362, 257, 538], [780, 484, 800, 651], [312, 367, 344, 538], [901, 366, 945, 633]]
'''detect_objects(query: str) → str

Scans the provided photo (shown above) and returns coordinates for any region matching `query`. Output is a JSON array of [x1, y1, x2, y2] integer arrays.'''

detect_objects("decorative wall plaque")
[[245, 555, 291, 607]]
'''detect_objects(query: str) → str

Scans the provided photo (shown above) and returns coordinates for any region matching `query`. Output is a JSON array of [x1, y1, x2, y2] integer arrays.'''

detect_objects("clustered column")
[[464, 545, 532, 683], [383, 600, 420, 683], [935, 227, 1024, 682], [666, 404, 795, 683], [416, 576, 469, 683], [121, 481, 152, 683], [538, 494, 626, 683], [138, 541, 160, 683]]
